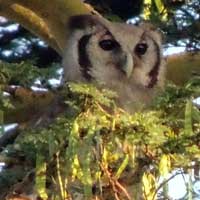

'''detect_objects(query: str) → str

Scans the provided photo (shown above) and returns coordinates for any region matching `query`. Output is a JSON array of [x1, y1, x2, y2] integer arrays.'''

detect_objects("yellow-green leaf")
[[35, 153, 48, 200], [159, 154, 171, 177], [143, 0, 152, 20], [142, 172, 156, 200], [154, 0, 168, 20], [184, 100, 193, 136], [115, 154, 129, 179]]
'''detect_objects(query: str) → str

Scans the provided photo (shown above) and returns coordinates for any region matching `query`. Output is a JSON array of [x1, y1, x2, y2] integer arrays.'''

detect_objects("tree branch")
[[166, 52, 200, 85], [0, 0, 95, 55]]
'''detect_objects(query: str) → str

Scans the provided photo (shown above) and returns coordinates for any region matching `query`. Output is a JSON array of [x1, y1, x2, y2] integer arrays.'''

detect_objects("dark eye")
[[135, 42, 148, 55], [99, 39, 119, 51]]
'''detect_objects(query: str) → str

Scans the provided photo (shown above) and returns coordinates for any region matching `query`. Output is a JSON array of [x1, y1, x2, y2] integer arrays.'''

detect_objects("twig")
[[152, 171, 183, 200], [100, 163, 131, 200]]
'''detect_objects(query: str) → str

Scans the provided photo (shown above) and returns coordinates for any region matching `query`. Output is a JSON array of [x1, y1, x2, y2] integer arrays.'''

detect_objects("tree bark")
[[166, 52, 200, 85], [0, 0, 95, 55]]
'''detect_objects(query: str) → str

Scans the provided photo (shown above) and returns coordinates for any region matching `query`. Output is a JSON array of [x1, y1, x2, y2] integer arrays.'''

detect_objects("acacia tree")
[[0, 1, 200, 200]]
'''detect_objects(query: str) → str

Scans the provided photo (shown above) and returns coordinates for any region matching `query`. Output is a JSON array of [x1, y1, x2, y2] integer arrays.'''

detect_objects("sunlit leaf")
[[56, 153, 68, 199], [35, 153, 48, 200], [143, 0, 152, 20], [159, 154, 171, 177], [115, 154, 129, 179], [154, 0, 168, 20], [142, 172, 156, 200], [184, 100, 193, 136]]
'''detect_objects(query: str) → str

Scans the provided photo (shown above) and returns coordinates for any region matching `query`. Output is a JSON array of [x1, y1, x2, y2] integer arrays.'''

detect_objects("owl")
[[62, 15, 166, 111]]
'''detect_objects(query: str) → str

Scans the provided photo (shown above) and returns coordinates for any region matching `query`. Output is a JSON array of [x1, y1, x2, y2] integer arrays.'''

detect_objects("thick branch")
[[4, 86, 56, 122], [166, 52, 200, 85], [0, 0, 95, 55], [0, 2, 60, 53]]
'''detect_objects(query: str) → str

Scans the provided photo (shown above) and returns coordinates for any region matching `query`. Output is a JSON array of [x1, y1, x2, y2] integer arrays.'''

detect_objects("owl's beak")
[[121, 53, 133, 78]]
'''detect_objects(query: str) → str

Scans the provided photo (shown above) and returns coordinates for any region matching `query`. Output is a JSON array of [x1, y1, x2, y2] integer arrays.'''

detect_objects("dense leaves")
[[1, 78, 198, 199], [0, 0, 199, 199], [0, 61, 60, 87]]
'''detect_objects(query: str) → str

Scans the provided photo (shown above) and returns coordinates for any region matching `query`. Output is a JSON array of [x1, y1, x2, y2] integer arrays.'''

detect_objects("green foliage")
[[0, 60, 60, 86], [0, 89, 13, 135], [0, 61, 199, 199], [0, 164, 27, 192], [142, 0, 200, 50], [0, 89, 14, 111], [143, 0, 168, 21], [9, 79, 200, 199], [35, 153, 48, 200], [0, 1, 199, 198]]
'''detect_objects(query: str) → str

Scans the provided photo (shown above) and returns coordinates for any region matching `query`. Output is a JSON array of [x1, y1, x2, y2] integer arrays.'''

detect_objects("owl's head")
[[62, 15, 166, 110]]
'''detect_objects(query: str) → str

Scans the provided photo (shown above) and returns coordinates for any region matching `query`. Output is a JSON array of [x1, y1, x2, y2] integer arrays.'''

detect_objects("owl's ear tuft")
[[68, 14, 103, 30], [139, 22, 164, 44]]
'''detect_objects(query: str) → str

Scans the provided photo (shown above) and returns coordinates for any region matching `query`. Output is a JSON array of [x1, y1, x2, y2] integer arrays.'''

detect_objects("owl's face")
[[62, 15, 165, 109]]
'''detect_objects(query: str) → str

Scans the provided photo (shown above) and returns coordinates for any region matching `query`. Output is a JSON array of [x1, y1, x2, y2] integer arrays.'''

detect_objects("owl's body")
[[62, 15, 165, 111]]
